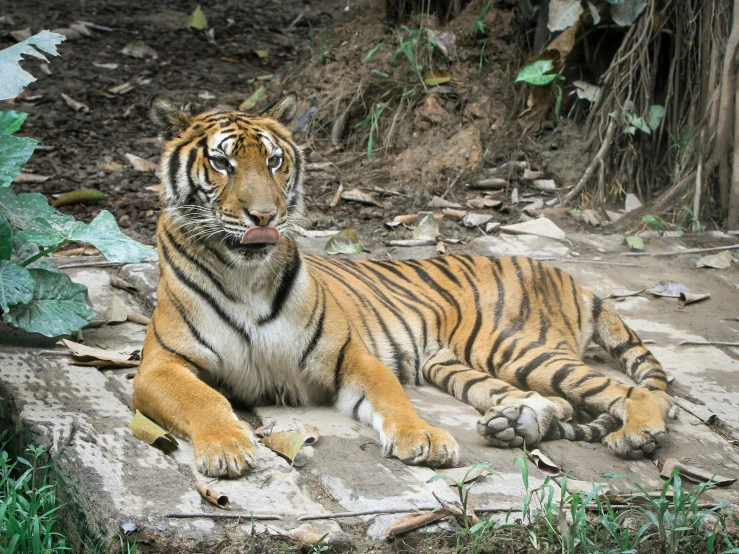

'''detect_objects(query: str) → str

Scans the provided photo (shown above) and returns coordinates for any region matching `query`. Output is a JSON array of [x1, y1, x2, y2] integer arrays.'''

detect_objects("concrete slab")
[[0, 233, 737, 551]]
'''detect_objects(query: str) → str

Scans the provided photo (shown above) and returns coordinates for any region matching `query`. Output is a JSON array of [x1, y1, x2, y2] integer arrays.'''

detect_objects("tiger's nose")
[[247, 209, 278, 227]]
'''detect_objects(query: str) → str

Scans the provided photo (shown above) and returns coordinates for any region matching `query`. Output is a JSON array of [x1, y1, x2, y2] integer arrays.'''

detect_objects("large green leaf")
[[0, 188, 73, 229], [74, 210, 155, 262], [17, 217, 85, 247], [3, 268, 95, 337], [0, 111, 28, 135], [515, 60, 558, 86], [0, 133, 38, 188], [0, 212, 10, 260], [647, 105, 665, 131], [0, 31, 66, 101], [624, 111, 651, 135], [0, 260, 34, 312], [11, 238, 59, 272]]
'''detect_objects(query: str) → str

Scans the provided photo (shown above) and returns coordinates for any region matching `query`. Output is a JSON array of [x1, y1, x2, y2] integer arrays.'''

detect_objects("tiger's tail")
[[590, 297, 668, 392]]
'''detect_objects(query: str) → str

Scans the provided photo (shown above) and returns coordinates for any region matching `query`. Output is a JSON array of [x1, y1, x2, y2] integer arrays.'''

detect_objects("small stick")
[[39, 350, 72, 357], [621, 244, 739, 257], [57, 261, 128, 269], [558, 259, 640, 267], [298, 506, 437, 521], [678, 340, 739, 347], [361, 187, 403, 197], [165, 512, 282, 521]]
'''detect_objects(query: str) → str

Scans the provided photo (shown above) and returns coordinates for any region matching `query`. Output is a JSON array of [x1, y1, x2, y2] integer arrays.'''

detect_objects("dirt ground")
[[1, 0, 597, 250]]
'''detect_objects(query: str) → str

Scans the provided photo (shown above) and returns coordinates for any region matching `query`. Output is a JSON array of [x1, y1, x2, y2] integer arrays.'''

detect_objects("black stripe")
[[441, 368, 472, 391], [334, 332, 351, 391], [152, 319, 207, 373], [259, 245, 302, 325], [592, 296, 604, 320], [163, 282, 221, 361], [579, 380, 611, 400], [352, 394, 366, 420], [300, 286, 326, 369], [461, 375, 489, 404]]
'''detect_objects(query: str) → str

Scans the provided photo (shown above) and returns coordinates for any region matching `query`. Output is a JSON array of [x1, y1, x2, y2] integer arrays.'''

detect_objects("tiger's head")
[[150, 94, 305, 260]]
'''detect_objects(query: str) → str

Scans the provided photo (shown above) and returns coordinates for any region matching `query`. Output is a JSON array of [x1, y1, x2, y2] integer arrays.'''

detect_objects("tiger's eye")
[[210, 157, 230, 172], [267, 155, 282, 170]]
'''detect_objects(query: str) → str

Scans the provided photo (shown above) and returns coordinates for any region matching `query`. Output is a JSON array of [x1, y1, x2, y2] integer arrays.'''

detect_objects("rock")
[[606, 210, 623, 222], [10, 28, 31, 42], [500, 217, 566, 241], [624, 193, 642, 213], [416, 93, 448, 125], [532, 179, 556, 191], [463, 212, 493, 227], [121, 40, 158, 59]]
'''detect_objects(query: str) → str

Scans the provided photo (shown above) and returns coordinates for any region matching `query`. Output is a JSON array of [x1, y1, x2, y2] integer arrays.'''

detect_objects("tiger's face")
[[150, 94, 304, 259]]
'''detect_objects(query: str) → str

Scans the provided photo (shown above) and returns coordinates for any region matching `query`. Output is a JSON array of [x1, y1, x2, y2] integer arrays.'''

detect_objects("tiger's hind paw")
[[477, 396, 563, 449], [604, 427, 667, 460]]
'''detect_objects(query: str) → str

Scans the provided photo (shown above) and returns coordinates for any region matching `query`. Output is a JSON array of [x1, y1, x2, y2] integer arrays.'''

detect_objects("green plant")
[[353, 102, 386, 161], [515, 59, 566, 120], [306, 534, 329, 554], [0, 32, 154, 338], [0, 442, 68, 553], [307, 23, 330, 63], [474, 0, 494, 35], [117, 535, 137, 554], [427, 462, 495, 528], [391, 26, 448, 76], [624, 104, 665, 135]]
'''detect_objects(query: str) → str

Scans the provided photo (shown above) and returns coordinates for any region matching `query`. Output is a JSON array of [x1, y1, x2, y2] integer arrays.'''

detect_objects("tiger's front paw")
[[384, 423, 459, 468], [478, 395, 565, 448], [192, 421, 259, 477]]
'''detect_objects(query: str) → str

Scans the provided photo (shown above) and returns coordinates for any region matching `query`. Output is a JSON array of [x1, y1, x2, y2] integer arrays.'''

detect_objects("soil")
[[1, 0, 598, 253]]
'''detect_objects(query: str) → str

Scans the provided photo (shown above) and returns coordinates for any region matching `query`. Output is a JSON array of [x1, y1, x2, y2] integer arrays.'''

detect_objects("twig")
[[360, 187, 403, 197], [549, 120, 617, 207], [165, 512, 282, 521], [558, 259, 640, 267], [56, 260, 140, 269], [299, 506, 436, 521], [678, 340, 739, 347], [620, 244, 739, 257]]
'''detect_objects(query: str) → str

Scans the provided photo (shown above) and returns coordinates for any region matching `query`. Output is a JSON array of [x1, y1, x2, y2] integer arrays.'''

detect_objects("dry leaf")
[[528, 449, 560, 475], [105, 295, 128, 323], [287, 524, 353, 548], [428, 196, 463, 209], [62, 339, 139, 368], [671, 397, 716, 424], [608, 288, 645, 299], [442, 208, 466, 220], [423, 68, 451, 86], [384, 507, 452, 538], [297, 422, 320, 445], [388, 238, 437, 247], [14, 173, 51, 184], [500, 217, 566, 241], [329, 183, 343, 208], [196, 481, 230, 508], [52, 189, 107, 207], [463, 213, 493, 227], [127, 313, 151, 326], [341, 188, 382, 207], [436, 241, 446, 255], [661, 458, 737, 487], [467, 198, 502, 210], [125, 153, 158, 172], [130, 410, 179, 452], [394, 214, 419, 226], [522, 169, 542, 180], [677, 292, 711, 308], [696, 251, 732, 269], [61, 93, 90, 113], [532, 179, 556, 191], [254, 422, 275, 438], [261, 431, 306, 464], [545, 20, 581, 59]]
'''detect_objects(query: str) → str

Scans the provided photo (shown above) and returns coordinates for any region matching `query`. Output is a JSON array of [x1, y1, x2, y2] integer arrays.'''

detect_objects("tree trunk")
[[728, 71, 739, 229]]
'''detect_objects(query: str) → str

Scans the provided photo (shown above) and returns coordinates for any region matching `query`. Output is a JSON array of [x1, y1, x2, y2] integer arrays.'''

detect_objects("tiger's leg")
[[334, 337, 459, 468], [500, 349, 670, 459], [133, 328, 258, 478], [422, 349, 619, 448]]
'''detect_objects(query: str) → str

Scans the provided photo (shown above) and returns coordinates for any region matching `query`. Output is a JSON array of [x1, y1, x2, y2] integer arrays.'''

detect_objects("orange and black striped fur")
[[133, 95, 672, 477]]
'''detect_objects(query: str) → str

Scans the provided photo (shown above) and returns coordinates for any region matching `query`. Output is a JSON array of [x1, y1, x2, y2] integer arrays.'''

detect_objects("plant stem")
[[19, 241, 68, 267]]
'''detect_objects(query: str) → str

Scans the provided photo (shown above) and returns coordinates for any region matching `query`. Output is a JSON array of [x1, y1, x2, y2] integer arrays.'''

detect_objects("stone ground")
[[1, 232, 738, 552]]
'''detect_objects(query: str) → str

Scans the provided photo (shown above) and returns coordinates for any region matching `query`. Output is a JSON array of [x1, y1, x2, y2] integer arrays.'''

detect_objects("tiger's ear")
[[263, 93, 297, 126], [150, 96, 190, 141]]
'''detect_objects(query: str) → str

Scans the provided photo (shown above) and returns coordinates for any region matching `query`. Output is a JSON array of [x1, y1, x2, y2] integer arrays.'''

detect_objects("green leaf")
[[0, 261, 34, 312], [324, 229, 362, 255], [11, 238, 59, 272], [187, 5, 208, 30], [0, 110, 28, 135], [0, 188, 73, 230], [0, 31, 66, 101], [624, 111, 651, 134], [73, 210, 155, 262], [515, 60, 558, 86], [624, 235, 644, 251], [17, 217, 84, 247], [647, 105, 665, 131], [0, 133, 38, 187], [3, 268, 95, 337], [239, 86, 267, 111], [365, 43, 383, 63], [642, 214, 666, 229], [370, 69, 389, 78], [0, 211, 11, 260]]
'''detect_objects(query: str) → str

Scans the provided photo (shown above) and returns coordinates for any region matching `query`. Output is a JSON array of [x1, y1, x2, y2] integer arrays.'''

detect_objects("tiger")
[[132, 93, 672, 478]]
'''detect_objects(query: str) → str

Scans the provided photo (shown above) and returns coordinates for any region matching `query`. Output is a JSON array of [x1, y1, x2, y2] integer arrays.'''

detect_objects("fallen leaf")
[[442, 208, 466, 220], [624, 235, 644, 251], [254, 422, 275, 437], [61, 93, 89, 113], [195, 481, 230, 508], [14, 173, 51, 184], [423, 69, 451, 86], [624, 193, 642, 213], [522, 169, 542, 180], [188, 5, 208, 30], [413, 214, 440, 239], [677, 292, 711, 308], [532, 179, 556, 192], [324, 230, 362, 255], [384, 507, 453, 538], [393, 214, 419, 227], [528, 449, 560, 474], [341, 188, 382, 207], [696, 250, 732, 269], [130, 410, 179, 452], [661, 458, 737, 487], [485, 221, 500, 233], [287, 524, 353, 548], [62, 339, 139, 368], [671, 397, 716, 424], [297, 422, 320, 445], [262, 431, 306, 465], [463, 212, 493, 227], [125, 153, 158, 172], [608, 288, 645, 299], [606, 210, 623, 222], [240, 86, 267, 111], [52, 189, 106, 207], [110, 276, 138, 293], [572, 80, 600, 103], [105, 295, 128, 323], [436, 241, 446, 255], [109, 82, 135, 95], [121, 40, 158, 59], [647, 280, 690, 298], [388, 238, 436, 247], [428, 196, 463, 209], [500, 217, 565, 241], [253, 49, 269, 58], [467, 198, 502, 210], [470, 177, 508, 190], [127, 312, 151, 326], [93, 62, 118, 70]]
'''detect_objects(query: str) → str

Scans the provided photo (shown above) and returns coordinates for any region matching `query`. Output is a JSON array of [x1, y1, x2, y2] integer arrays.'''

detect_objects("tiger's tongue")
[[240, 227, 281, 244]]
